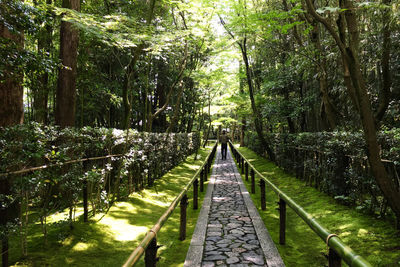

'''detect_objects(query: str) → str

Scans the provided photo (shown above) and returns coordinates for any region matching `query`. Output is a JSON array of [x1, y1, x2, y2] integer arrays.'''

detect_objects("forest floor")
[[236, 146, 400, 266], [7, 145, 213, 267]]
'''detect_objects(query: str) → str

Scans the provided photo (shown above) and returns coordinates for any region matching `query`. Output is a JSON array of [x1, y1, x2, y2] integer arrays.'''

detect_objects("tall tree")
[[299, 7, 339, 130], [55, 0, 80, 127], [219, 11, 275, 161], [33, 0, 53, 124], [122, 0, 157, 130], [0, 3, 24, 264], [0, 27, 24, 126], [304, 0, 400, 226], [239, 62, 246, 146]]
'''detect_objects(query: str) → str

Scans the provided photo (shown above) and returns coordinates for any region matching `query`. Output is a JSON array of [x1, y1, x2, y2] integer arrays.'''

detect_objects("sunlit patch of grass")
[[235, 146, 400, 267], [5, 146, 214, 267]]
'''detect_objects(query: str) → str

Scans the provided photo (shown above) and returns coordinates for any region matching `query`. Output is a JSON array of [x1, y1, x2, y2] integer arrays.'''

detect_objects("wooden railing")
[[229, 141, 371, 267], [122, 141, 217, 267]]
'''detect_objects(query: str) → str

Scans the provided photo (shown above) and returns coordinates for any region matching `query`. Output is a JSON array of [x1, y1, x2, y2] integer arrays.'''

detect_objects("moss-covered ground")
[[6, 146, 214, 267], [235, 146, 400, 266]]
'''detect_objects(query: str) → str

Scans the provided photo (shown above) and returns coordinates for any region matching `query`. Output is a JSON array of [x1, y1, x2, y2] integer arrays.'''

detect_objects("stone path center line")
[[184, 145, 285, 267]]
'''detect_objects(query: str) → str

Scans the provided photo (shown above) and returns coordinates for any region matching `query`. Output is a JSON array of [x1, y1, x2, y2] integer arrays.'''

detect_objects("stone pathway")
[[184, 146, 284, 267]]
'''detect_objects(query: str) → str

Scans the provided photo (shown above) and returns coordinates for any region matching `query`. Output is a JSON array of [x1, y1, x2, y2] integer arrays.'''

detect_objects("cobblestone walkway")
[[185, 146, 284, 267]]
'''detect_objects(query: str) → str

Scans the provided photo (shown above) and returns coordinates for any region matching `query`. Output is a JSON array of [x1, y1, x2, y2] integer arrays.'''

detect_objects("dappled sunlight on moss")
[[337, 223, 354, 230], [134, 193, 171, 207], [311, 209, 334, 218], [357, 228, 369, 237], [62, 236, 74, 246], [44, 206, 84, 223], [72, 242, 90, 251], [99, 216, 149, 241], [181, 162, 199, 170], [340, 231, 351, 238]]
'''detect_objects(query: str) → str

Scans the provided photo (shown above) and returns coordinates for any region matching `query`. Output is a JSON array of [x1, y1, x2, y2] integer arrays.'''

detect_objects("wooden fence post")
[[83, 160, 89, 222], [2, 235, 8, 267], [1, 177, 10, 267], [193, 179, 198, 210], [83, 179, 88, 222], [278, 198, 286, 245], [200, 170, 204, 192], [180, 194, 189, 241], [328, 248, 342, 267], [260, 179, 266, 210], [251, 168, 255, 194], [145, 237, 158, 267], [204, 166, 208, 182], [245, 162, 249, 181]]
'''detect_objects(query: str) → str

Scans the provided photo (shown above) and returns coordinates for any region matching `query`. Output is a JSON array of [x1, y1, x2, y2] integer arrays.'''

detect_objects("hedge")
[[0, 123, 200, 240], [245, 129, 400, 217]]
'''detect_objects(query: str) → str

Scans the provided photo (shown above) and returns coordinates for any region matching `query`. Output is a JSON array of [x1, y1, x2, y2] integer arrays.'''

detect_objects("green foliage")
[[54, 7, 151, 49], [0, 0, 42, 35], [0, 1, 57, 83]]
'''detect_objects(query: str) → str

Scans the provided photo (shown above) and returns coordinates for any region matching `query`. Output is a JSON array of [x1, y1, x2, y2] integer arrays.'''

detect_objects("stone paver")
[[185, 146, 284, 267], [202, 149, 266, 267]]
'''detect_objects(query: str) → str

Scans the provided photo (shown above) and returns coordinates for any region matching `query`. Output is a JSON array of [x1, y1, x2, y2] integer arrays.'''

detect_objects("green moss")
[[6, 146, 214, 267], [235, 146, 400, 267]]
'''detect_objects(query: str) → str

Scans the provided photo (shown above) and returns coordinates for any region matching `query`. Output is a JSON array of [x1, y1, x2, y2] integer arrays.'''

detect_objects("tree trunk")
[[123, 0, 157, 130], [346, 48, 400, 221], [122, 49, 139, 130], [146, 43, 188, 132], [283, 89, 296, 133], [375, 0, 392, 123], [34, 0, 52, 124], [0, 25, 24, 126], [239, 62, 246, 147], [202, 96, 211, 148], [310, 21, 338, 130], [153, 59, 167, 131], [240, 118, 245, 147], [239, 40, 275, 161], [167, 84, 185, 133], [304, 0, 400, 224], [0, 20, 24, 267], [342, 0, 400, 221], [55, 0, 80, 128]]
